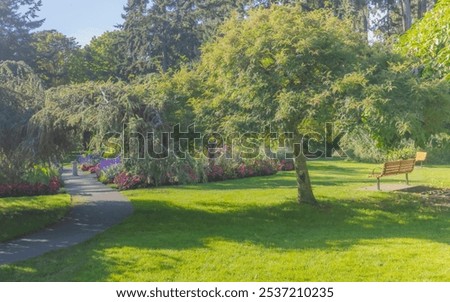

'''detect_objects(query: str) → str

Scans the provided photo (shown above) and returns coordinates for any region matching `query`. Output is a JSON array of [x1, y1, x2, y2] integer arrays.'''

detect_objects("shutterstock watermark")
[[101, 123, 347, 160]]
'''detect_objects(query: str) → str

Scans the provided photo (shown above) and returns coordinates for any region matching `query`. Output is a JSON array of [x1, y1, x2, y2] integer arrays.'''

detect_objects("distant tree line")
[[0, 0, 440, 87]]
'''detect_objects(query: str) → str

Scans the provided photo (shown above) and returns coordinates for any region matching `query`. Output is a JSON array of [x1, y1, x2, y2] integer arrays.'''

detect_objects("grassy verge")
[[0, 161, 448, 281], [0, 194, 71, 242]]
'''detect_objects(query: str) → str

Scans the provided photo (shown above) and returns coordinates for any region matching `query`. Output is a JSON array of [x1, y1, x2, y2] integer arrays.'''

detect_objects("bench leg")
[[377, 178, 381, 191], [406, 173, 409, 186]]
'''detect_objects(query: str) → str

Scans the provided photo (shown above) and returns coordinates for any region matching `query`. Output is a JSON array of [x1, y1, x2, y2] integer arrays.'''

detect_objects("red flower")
[[0, 177, 60, 198], [113, 172, 143, 190]]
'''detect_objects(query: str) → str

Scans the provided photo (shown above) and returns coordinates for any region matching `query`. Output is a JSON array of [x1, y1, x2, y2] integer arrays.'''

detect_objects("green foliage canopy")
[[396, 0, 450, 80], [30, 71, 195, 156], [0, 61, 44, 182], [31, 30, 81, 87], [0, 0, 44, 63], [82, 31, 126, 82], [193, 6, 449, 148]]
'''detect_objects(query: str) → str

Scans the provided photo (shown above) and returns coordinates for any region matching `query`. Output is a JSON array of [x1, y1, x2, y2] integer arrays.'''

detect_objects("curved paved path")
[[0, 169, 133, 265]]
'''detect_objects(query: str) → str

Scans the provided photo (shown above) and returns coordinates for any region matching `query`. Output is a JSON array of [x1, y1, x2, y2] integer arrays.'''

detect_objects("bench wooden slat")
[[372, 158, 416, 190]]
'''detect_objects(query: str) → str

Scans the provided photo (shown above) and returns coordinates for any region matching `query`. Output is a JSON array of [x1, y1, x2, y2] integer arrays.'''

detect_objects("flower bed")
[[79, 155, 121, 177], [76, 153, 286, 191], [0, 177, 61, 198], [114, 172, 143, 190], [278, 159, 295, 171], [81, 163, 99, 173], [207, 158, 277, 182]]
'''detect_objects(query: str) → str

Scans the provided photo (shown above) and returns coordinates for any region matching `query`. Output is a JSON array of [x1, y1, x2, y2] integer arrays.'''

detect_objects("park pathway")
[[0, 169, 133, 265]]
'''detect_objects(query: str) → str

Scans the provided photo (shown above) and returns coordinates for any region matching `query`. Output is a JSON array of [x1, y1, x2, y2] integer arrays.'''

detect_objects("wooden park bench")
[[415, 151, 427, 167], [370, 159, 416, 190]]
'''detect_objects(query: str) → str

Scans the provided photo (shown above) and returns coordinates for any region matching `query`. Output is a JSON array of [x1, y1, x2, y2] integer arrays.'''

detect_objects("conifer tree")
[[0, 0, 44, 63], [120, 0, 151, 78]]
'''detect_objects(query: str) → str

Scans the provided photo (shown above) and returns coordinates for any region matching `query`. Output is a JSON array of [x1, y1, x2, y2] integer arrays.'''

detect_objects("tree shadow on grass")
[[175, 166, 374, 191], [178, 173, 297, 191], [124, 197, 450, 249], [1, 189, 448, 281]]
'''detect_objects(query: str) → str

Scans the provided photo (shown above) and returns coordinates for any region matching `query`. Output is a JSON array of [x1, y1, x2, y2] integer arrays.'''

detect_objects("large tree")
[[120, 0, 151, 78], [81, 30, 126, 82], [31, 30, 80, 87], [119, 0, 251, 74], [190, 6, 449, 205], [147, 0, 201, 72], [0, 0, 44, 63]]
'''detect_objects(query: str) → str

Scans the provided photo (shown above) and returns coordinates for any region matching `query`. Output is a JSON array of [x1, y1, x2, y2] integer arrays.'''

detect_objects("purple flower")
[[98, 157, 121, 171]]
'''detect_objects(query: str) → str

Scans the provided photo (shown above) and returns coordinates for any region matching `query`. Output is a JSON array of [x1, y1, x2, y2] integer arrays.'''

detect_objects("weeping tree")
[[0, 61, 44, 183], [30, 71, 194, 153], [29, 72, 199, 185], [31, 79, 157, 155], [190, 6, 449, 205]]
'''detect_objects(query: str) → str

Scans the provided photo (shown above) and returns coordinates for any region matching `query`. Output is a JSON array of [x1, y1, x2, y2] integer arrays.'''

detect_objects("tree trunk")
[[400, 0, 412, 32], [294, 155, 318, 206], [418, 0, 427, 19], [362, 10, 368, 34]]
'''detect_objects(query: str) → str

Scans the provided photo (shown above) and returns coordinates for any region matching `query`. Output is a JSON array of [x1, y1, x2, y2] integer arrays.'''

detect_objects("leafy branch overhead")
[[396, 0, 450, 80]]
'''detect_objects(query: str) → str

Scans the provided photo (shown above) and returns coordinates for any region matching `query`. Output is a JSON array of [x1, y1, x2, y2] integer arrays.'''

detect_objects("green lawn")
[[0, 194, 71, 242], [0, 161, 449, 281]]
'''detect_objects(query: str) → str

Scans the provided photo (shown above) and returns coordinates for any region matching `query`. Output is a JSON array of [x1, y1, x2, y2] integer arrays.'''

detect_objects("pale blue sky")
[[37, 0, 128, 46]]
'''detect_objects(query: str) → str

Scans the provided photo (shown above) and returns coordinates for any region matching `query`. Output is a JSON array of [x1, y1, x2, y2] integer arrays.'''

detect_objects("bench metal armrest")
[[369, 167, 381, 178]]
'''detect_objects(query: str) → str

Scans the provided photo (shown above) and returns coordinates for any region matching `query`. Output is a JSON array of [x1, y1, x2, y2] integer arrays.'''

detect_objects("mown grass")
[[0, 161, 448, 281], [0, 194, 71, 242]]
